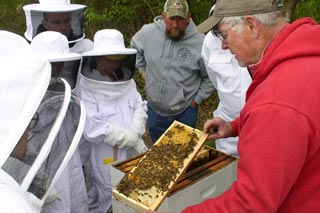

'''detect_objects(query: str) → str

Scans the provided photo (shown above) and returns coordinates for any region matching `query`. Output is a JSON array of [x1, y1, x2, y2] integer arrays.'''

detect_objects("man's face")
[[219, 19, 260, 67], [162, 13, 191, 41], [43, 12, 72, 37]]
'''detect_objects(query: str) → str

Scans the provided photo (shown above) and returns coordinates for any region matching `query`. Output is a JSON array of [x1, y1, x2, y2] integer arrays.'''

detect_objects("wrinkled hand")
[[204, 117, 233, 140], [133, 138, 148, 154]]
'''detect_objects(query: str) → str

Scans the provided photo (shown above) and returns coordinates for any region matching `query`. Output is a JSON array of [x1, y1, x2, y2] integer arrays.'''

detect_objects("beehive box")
[[112, 121, 208, 211], [111, 121, 238, 212]]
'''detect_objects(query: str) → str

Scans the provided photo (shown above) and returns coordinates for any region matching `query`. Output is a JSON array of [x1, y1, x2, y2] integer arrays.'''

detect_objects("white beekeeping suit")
[[31, 31, 89, 213], [77, 29, 148, 213], [23, 0, 94, 209], [199, 4, 252, 156], [0, 30, 85, 212]]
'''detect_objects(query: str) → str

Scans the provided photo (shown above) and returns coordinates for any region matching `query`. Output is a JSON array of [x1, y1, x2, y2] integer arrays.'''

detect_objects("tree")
[[285, 0, 300, 21], [1, 0, 319, 41]]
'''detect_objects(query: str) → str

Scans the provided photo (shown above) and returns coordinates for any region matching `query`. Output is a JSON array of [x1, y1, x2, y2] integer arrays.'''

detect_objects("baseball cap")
[[197, 0, 284, 34], [164, 0, 189, 19]]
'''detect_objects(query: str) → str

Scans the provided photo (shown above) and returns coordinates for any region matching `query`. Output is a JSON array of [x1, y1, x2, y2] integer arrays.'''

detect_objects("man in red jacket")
[[145, 0, 320, 212]]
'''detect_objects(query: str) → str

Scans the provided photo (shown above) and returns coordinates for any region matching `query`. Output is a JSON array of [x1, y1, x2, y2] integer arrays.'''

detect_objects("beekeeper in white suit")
[[0, 30, 85, 212], [23, 0, 93, 89], [197, 3, 252, 156], [30, 31, 88, 213], [24, 0, 94, 206], [77, 29, 148, 213]]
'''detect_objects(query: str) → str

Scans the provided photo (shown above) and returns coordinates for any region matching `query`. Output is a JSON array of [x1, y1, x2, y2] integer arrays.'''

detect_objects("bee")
[[117, 122, 203, 202]]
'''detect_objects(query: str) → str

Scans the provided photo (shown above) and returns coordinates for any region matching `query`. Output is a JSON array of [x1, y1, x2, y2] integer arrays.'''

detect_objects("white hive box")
[[111, 121, 238, 212]]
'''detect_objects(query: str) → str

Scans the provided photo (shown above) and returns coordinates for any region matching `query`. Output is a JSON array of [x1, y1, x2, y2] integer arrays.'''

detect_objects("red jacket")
[[183, 18, 320, 213]]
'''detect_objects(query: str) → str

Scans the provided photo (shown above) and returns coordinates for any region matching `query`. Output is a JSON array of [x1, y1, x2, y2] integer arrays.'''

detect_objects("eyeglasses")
[[47, 18, 71, 25], [211, 22, 240, 42], [28, 112, 39, 130]]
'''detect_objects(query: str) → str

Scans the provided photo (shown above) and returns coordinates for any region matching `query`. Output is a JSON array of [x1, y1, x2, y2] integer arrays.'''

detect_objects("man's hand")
[[204, 117, 233, 140], [141, 71, 146, 80], [191, 100, 198, 108]]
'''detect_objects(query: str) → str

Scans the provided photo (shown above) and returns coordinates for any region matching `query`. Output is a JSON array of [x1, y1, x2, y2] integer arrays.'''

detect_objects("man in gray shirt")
[[131, 0, 214, 143]]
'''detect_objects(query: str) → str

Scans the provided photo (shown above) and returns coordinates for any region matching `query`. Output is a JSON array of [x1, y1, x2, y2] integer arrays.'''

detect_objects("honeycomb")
[[115, 121, 205, 208]]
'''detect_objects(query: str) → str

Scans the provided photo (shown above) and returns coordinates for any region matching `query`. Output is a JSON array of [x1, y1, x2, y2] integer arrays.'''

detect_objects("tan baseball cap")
[[197, 0, 284, 34], [164, 0, 189, 19]]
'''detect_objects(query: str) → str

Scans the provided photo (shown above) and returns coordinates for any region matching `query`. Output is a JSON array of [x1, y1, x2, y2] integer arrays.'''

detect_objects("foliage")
[[1, 0, 320, 39], [0, 0, 29, 35], [0, 0, 318, 144], [1, 0, 319, 42], [293, 0, 320, 21], [77, 0, 213, 43]]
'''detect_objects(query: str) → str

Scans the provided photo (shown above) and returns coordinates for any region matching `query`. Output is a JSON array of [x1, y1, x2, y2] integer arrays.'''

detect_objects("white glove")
[[134, 138, 148, 154], [45, 187, 61, 203], [130, 107, 147, 135], [103, 125, 126, 146], [119, 128, 140, 149]]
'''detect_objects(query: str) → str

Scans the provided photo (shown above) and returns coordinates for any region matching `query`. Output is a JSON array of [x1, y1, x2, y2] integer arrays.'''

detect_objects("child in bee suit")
[[76, 29, 148, 213], [30, 31, 89, 213]]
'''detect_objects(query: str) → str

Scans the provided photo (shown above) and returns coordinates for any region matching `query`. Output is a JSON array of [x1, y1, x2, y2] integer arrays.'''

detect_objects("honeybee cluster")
[[116, 124, 200, 203]]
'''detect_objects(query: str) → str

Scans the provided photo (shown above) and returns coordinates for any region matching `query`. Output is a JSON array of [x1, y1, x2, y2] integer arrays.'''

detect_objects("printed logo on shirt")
[[176, 47, 192, 62]]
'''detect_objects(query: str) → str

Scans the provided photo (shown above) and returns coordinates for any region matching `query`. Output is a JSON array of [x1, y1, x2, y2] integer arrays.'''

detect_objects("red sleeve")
[[229, 117, 239, 137], [182, 104, 310, 212]]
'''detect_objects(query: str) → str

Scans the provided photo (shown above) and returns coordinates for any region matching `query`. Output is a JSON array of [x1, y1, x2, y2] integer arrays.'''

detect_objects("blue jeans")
[[147, 105, 198, 143]]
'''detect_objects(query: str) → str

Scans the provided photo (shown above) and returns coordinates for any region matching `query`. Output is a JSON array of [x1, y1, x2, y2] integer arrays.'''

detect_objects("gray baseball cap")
[[197, 0, 284, 34]]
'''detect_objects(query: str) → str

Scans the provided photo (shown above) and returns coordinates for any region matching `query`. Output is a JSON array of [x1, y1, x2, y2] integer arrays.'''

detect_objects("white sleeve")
[[80, 90, 126, 146]]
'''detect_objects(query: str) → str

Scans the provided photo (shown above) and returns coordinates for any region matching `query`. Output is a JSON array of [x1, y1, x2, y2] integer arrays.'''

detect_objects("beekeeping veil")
[[0, 30, 86, 211], [31, 31, 82, 89], [23, 0, 87, 43], [81, 29, 137, 82]]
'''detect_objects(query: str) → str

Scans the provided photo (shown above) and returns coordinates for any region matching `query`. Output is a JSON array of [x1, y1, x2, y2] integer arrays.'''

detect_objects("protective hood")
[[25, 0, 86, 12], [31, 31, 81, 62], [0, 30, 86, 211], [81, 29, 136, 83], [0, 30, 51, 166], [81, 54, 136, 82], [23, 0, 87, 43], [31, 31, 83, 89], [79, 70, 135, 100], [82, 29, 137, 57]]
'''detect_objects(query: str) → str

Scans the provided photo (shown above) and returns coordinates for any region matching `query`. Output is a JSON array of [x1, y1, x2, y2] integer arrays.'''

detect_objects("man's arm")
[[193, 58, 215, 105], [130, 26, 148, 76]]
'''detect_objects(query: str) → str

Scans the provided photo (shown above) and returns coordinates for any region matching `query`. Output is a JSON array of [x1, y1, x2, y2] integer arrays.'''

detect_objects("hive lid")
[[113, 120, 208, 212]]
